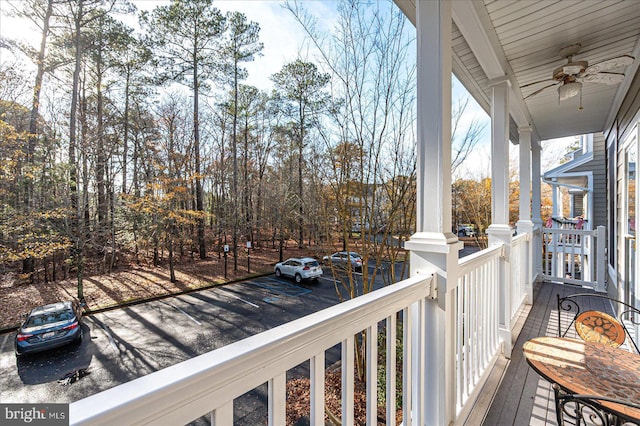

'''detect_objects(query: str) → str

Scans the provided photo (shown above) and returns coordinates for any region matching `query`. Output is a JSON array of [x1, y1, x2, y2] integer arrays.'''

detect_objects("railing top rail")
[[458, 244, 503, 276], [542, 228, 595, 236], [70, 274, 433, 426], [512, 232, 528, 244]]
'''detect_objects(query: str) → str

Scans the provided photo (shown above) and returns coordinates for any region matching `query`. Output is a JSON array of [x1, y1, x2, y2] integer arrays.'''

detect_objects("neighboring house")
[[543, 133, 607, 230], [542, 126, 637, 306], [541, 133, 607, 286]]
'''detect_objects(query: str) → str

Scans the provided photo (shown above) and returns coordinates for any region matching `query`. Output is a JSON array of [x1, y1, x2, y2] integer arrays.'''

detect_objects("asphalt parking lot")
[[0, 267, 383, 423], [0, 252, 474, 423]]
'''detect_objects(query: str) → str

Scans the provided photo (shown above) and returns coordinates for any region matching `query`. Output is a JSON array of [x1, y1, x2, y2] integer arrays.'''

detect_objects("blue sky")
[[0, 0, 571, 176]]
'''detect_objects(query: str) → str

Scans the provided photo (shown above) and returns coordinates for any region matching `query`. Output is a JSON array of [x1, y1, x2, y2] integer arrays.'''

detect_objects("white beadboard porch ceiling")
[[394, 0, 640, 142]]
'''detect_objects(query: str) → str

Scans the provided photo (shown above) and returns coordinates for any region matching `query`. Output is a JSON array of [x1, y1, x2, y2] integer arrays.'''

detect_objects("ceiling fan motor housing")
[[553, 60, 588, 80]]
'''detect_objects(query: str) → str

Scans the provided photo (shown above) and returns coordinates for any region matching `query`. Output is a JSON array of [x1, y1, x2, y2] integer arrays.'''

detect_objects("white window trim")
[[619, 121, 639, 308]]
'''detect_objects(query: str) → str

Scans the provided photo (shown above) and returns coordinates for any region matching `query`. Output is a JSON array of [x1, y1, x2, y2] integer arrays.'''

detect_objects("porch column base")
[[516, 220, 533, 234], [405, 232, 462, 426], [487, 224, 512, 358]]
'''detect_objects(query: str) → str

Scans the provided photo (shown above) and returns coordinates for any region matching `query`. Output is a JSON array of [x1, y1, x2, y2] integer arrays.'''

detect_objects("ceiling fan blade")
[[585, 55, 635, 73], [579, 71, 625, 85], [520, 78, 555, 89], [524, 83, 558, 100]]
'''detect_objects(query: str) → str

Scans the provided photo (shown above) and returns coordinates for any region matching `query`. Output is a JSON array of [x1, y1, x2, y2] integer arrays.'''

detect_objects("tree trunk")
[[256, 172, 263, 248], [121, 66, 131, 193], [168, 232, 175, 283], [133, 110, 141, 197], [27, 0, 54, 208], [76, 250, 84, 301], [193, 58, 206, 259], [298, 108, 304, 247], [80, 74, 90, 234], [109, 188, 116, 272], [243, 113, 251, 245], [69, 0, 83, 215], [96, 41, 107, 235], [153, 216, 159, 267], [69, 0, 84, 299], [232, 57, 239, 271]]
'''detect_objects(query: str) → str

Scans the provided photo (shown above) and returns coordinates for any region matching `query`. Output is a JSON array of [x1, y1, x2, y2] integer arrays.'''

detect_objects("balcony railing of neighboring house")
[[542, 225, 606, 292], [549, 216, 587, 231], [69, 233, 532, 426]]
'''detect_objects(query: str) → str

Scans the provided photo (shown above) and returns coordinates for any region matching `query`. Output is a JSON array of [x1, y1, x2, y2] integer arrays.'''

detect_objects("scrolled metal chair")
[[557, 293, 640, 354], [553, 384, 640, 426]]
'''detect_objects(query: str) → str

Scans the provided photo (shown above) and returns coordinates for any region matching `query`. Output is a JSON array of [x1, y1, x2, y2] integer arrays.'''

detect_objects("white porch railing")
[[69, 234, 533, 426], [70, 274, 434, 426], [455, 244, 503, 418], [511, 233, 530, 324], [542, 225, 606, 291]]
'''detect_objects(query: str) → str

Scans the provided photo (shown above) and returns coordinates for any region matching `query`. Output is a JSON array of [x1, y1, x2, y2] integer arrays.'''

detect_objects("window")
[[627, 145, 636, 236], [622, 124, 639, 309]]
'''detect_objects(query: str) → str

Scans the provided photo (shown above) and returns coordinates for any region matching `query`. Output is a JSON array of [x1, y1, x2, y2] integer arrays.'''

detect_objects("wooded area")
[[0, 0, 490, 299]]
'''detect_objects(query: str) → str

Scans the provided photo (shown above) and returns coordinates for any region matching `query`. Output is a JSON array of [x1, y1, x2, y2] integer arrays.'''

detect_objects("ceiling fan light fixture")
[[558, 81, 582, 101]]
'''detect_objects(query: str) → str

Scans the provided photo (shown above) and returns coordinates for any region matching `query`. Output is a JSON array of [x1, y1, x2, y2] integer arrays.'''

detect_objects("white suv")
[[274, 257, 323, 283]]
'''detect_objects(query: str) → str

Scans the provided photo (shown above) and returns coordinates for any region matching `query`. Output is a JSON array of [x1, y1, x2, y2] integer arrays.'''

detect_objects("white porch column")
[[404, 1, 461, 424], [516, 126, 534, 304], [532, 141, 543, 279], [517, 127, 532, 225], [487, 76, 512, 358], [552, 179, 561, 219]]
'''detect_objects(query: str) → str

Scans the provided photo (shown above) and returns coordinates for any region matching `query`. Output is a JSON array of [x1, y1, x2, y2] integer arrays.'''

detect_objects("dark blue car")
[[15, 301, 83, 356]]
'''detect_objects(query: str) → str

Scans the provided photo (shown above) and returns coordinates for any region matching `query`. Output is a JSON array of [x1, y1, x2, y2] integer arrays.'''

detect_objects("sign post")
[[246, 241, 251, 273], [223, 245, 229, 279]]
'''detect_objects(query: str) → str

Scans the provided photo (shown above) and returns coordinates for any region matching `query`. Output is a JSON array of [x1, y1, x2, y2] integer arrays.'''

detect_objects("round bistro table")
[[523, 336, 640, 423]]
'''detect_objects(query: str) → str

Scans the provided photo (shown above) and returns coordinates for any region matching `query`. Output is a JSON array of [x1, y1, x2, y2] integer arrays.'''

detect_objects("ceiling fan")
[[520, 43, 635, 107]]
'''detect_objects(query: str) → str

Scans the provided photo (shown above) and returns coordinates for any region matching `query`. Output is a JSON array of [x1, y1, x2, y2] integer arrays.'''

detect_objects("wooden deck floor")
[[463, 280, 618, 426]]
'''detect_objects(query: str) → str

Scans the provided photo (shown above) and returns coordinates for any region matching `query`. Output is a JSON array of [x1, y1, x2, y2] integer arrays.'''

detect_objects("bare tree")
[[9, 1, 56, 197], [451, 96, 486, 176], [219, 11, 262, 270], [271, 59, 330, 248], [141, 0, 225, 260], [286, 0, 416, 381], [53, 0, 121, 299]]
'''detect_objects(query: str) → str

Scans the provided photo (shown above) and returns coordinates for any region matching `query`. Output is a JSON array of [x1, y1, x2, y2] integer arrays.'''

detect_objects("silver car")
[[322, 251, 363, 271], [15, 301, 83, 356], [274, 257, 323, 283]]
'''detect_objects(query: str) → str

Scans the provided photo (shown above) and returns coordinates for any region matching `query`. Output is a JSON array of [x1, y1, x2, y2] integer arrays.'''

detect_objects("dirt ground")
[[1, 244, 397, 424], [286, 369, 403, 425], [0, 245, 320, 331]]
